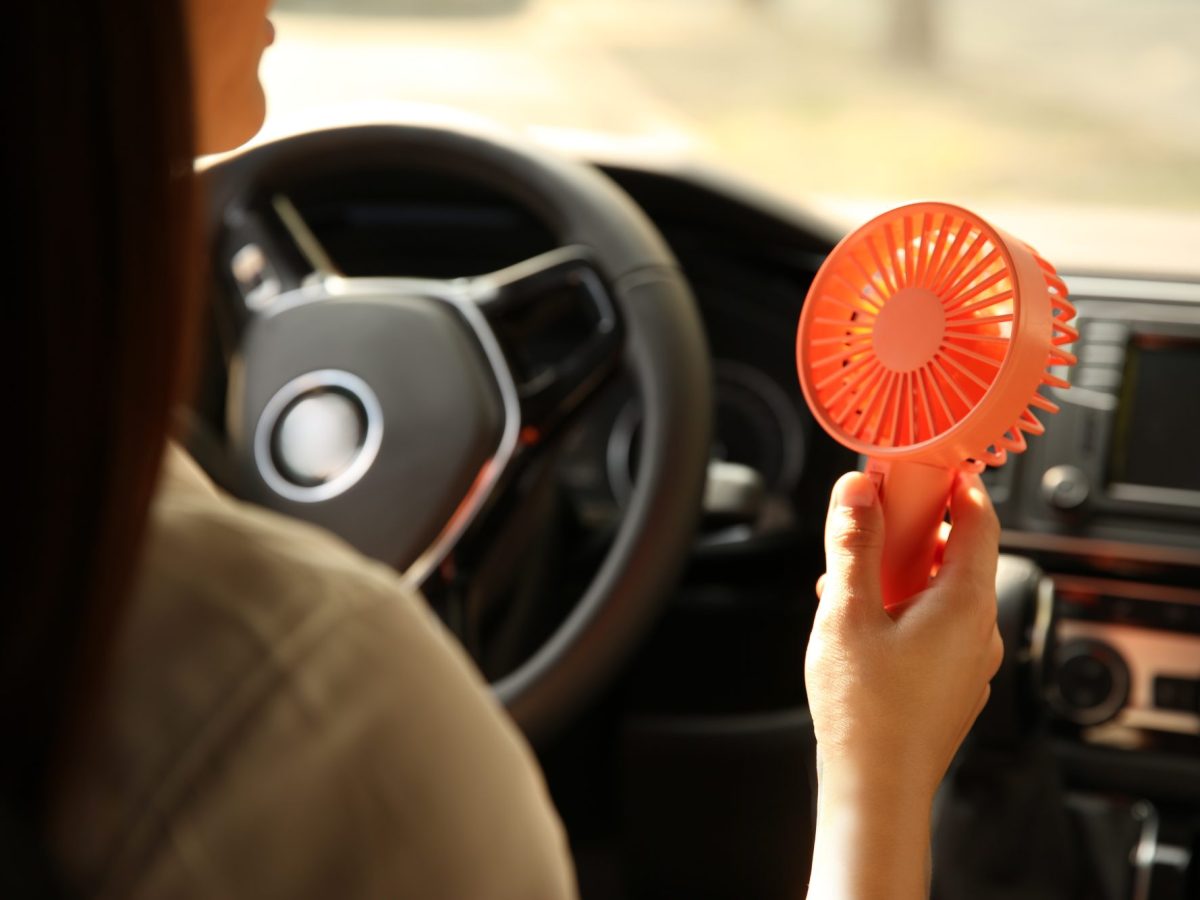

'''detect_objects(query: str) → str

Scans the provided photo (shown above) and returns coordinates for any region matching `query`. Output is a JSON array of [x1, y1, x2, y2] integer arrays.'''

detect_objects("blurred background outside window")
[[262, 0, 1200, 274]]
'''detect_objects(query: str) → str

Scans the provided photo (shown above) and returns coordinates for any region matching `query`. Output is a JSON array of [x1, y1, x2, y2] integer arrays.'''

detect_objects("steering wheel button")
[[274, 391, 366, 486]]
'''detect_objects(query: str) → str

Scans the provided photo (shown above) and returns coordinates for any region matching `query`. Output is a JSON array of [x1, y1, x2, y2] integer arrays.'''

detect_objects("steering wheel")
[[198, 124, 712, 739]]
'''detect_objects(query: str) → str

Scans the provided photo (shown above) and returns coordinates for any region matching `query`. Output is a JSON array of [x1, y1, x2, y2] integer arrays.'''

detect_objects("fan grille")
[[975, 242, 1076, 469], [805, 209, 1022, 450]]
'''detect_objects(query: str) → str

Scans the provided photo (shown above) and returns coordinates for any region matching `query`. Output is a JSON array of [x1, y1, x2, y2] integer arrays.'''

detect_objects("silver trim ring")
[[1049, 637, 1131, 727], [254, 369, 384, 503]]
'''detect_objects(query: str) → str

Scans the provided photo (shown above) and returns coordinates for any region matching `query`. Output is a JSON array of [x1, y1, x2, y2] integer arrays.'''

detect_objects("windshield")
[[265, 0, 1200, 270]]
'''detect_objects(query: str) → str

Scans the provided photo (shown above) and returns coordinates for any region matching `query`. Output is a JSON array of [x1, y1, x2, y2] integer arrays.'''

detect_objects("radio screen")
[[1109, 338, 1200, 494]]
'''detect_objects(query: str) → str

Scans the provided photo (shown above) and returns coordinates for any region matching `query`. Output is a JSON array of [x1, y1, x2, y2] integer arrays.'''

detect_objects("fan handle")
[[866, 458, 958, 610]]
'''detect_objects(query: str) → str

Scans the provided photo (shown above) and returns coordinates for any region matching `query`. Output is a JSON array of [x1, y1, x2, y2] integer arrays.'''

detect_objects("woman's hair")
[[8, 0, 200, 888]]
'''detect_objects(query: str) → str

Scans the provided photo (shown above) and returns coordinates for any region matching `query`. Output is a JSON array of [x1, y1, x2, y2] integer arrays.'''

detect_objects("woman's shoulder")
[[53, 445, 574, 899], [146, 442, 405, 615]]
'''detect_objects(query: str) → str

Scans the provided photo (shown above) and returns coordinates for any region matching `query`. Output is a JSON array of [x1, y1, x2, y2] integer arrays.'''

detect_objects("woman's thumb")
[[822, 472, 886, 615]]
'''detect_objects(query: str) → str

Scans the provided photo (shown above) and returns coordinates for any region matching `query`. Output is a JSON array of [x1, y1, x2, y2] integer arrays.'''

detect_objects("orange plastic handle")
[[866, 458, 957, 610]]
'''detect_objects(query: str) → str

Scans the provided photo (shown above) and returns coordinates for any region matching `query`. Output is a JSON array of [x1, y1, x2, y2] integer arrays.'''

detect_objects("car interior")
[[184, 2, 1199, 898]]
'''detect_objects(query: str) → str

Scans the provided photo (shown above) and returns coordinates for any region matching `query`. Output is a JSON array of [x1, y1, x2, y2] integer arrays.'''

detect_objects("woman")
[[10, 0, 1002, 897]]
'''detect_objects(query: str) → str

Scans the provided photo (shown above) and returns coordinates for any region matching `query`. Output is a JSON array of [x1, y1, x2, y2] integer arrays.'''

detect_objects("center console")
[[988, 279, 1200, 739], [982, 276, 1200, 899]]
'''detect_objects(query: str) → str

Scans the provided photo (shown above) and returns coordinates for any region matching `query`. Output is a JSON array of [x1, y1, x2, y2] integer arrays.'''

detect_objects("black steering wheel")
[[197, 124, 712, 739]]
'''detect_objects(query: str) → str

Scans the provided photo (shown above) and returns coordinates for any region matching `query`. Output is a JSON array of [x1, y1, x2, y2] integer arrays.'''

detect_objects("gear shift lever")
[[931, 555, 1080, 900], [972, 555, 1056, 748]]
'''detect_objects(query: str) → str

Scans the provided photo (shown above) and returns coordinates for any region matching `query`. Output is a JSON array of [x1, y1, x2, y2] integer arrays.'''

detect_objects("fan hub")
[[873, 287, 945, 372]]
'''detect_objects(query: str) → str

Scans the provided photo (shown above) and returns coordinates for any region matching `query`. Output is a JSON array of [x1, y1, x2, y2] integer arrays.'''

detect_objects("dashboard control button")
[[1041, 465, 1091, 511], [702, 460, 766, 526], [1061, 655, 1112, 708], [1050, 638, 1130, 726], [1153, 676, 1200, 714]]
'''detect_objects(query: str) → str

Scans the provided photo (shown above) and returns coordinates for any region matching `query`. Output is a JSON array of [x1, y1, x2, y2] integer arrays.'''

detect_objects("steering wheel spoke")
[[471, 247, 622, 441]]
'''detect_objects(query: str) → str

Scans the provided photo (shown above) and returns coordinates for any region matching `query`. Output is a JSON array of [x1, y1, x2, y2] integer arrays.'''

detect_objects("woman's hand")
[[804, 471, 1002, 899]]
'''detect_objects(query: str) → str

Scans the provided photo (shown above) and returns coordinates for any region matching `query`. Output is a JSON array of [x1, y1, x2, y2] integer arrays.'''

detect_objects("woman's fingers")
[[821, 472, 888, 626], [930, 520, 952, 575], [956, 637, 1003, 748], [953, 684, 993, 751], [970, 683, 992, 731], [988, 623, 1005, 679], [939, 475, 1001, 590], [918, 475, 1001, 630]]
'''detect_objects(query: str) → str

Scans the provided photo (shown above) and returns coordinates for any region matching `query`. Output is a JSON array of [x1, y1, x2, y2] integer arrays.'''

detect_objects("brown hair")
[[7, 0, 200, 888]]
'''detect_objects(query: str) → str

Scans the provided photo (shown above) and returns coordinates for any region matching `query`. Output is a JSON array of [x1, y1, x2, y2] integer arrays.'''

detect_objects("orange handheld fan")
[[796, 202, 1076, 609]]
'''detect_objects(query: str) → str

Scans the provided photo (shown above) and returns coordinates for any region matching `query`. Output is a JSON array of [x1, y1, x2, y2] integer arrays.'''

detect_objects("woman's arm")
[[805, 472, 1002, 899], [808, 766, 934, 898]]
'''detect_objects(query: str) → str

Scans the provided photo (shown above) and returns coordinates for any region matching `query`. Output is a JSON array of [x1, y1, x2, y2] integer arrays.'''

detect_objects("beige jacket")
[[51, 445, 577, 899]]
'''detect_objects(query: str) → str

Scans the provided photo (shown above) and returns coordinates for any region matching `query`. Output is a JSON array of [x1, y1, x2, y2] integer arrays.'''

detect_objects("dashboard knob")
[[1050, 638, 1130, 726], [1040, 464, 1090, 511]]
